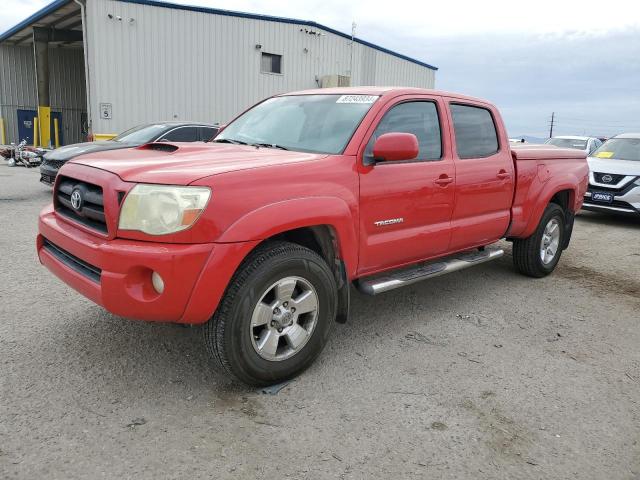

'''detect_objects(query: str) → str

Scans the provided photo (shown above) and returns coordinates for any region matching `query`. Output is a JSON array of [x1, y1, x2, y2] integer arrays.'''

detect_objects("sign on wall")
[[99, 103, 112, 120]]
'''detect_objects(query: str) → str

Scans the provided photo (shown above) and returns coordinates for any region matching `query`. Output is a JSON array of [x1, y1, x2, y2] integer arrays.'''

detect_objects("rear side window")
[[365, 101, 442, 161], [159, 127, 199, 142], [200, 127, 218, 141], [450, 104, 499, 158]]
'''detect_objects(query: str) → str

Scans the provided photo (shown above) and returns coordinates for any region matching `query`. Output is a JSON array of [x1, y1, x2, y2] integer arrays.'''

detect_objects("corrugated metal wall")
[[0, 45, 86, 145], [86, 0, 436, 135]]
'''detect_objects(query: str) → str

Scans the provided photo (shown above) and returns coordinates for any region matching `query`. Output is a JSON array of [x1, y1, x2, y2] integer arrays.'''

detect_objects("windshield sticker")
[[336, 95, 378, 104], [595, 151, 614, 158]]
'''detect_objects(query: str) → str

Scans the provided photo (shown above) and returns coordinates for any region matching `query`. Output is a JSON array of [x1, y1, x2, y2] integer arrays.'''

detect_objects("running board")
[[355, 248, 505, 295]]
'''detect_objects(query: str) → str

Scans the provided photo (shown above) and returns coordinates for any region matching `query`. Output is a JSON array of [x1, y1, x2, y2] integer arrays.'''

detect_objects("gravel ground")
[[1, 164, 639, 480]]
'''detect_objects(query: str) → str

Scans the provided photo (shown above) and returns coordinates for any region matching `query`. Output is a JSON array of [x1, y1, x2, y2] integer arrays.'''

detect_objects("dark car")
[[40, 122, 219, 185]]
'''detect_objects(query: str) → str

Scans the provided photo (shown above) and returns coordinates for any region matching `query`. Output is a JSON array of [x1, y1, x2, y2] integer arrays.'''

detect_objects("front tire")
[[204, 241, 338, 386], [513, 203, 566, 278]]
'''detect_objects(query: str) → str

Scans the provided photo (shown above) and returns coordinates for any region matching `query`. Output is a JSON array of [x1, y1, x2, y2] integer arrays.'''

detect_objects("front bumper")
[[37, 206, 259, 323], [582, 184, 640, 215], [39, 163, 58, 185]]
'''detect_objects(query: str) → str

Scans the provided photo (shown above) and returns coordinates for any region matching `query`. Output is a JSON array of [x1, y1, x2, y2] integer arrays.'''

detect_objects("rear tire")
[[204, 241, 337, 386], [513, 203, 566, 278]]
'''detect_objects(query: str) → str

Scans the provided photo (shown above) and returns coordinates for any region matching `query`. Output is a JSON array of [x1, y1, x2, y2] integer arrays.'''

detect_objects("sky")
[[2, 0, 640, 138]]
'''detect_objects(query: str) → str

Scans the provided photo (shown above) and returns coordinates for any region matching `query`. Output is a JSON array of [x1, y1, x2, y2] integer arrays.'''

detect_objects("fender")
[[516, 180, 579, 239], [217, 196, 359, 278]]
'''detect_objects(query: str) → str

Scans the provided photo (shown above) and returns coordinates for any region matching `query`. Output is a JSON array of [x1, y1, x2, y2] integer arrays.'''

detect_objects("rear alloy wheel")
[[513, 203, 566, 278], [539, 217, 561, 266], [204, 241, 337, 386]]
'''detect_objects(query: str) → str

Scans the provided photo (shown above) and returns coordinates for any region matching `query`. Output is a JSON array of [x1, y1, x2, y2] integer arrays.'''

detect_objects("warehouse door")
[[17, 109, 37, 145], [16, 109, 64, 146]]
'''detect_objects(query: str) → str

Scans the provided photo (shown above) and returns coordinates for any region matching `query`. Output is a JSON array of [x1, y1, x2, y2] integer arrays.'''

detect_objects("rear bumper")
[[37, 206, 259, 323]]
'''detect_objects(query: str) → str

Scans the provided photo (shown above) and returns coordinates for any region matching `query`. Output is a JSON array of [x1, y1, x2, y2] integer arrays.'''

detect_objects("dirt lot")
[[1, 164, 639, 480]]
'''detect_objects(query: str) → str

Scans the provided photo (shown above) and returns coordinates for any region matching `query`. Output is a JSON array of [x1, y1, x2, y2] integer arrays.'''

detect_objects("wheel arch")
[[514, 184, 579, 239]]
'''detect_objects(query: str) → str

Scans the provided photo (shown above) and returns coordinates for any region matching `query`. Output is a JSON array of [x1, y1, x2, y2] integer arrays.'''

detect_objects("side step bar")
[[355, 248, 505, 295]]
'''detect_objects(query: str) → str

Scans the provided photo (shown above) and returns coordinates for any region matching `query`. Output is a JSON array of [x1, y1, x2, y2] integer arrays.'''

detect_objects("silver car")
[[546, 136, 602, 156], [582, 133, 640, 216]]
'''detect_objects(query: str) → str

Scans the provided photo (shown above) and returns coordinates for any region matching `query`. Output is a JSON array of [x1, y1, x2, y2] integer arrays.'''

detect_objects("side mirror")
[[372, 132, 419, 162]]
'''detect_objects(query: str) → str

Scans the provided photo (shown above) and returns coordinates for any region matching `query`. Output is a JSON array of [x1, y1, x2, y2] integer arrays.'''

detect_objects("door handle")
[[497, 170, 510, 180], [434, 175, 454, 186]]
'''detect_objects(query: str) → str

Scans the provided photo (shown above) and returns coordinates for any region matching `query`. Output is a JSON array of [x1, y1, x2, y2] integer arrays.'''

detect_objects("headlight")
[[119, 184, 211, 235]]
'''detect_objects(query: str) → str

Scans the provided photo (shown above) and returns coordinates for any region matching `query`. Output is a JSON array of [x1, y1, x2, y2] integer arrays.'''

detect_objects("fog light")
[[151, 271, 165, 294]]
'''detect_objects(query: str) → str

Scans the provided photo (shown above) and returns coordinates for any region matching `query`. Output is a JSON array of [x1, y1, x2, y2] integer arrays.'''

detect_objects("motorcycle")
[[4, 140, 49, 168]]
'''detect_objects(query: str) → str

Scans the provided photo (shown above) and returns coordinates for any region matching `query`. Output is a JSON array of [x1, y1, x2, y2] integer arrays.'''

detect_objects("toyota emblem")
[[70, 189, 83, 210], [601, 174, 613, 183]]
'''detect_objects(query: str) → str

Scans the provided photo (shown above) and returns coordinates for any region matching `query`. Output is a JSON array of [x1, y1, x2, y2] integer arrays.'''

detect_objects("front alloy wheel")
[[204, 241, 337, 386], [251, 276, 319, 361]]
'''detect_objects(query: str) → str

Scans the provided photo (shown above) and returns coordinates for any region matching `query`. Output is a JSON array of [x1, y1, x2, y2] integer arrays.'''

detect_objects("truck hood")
[[69, 143, 327, 184], [45, 141, 138, 162], [587, 156, 640, 176]]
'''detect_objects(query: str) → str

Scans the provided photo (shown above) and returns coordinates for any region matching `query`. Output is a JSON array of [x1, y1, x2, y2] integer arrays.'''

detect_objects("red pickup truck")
[[37, 87, 588, 385]]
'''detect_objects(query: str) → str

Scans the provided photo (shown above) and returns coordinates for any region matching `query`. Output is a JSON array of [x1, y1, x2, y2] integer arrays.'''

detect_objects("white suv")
[[582, 133, 640, 216]]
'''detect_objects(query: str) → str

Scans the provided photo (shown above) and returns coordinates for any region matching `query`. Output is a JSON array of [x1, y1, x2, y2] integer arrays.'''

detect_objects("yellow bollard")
[[33, 117, 39, 147], [0, 118, 5, 145], [38, 106, 51, 147], [54, 118, 60, 148]]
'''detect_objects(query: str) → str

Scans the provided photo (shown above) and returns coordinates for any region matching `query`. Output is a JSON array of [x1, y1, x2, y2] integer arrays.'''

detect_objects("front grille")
[[55, 176, 108, 234], [43, 158, 66, 169], [42, 238, 101, 283], [594, 172, 626, 184]]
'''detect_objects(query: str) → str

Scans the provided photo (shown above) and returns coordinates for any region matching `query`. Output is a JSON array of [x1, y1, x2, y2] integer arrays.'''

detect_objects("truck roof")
[[281, 86, 490, 104]]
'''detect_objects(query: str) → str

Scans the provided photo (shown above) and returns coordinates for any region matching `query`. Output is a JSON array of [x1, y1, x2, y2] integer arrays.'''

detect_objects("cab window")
[[450, 104, 499, 159], [365, 101, 442, 162]]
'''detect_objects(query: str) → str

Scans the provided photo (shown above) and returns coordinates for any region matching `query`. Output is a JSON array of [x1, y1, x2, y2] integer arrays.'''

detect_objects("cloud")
[[2, 0, 639, 137], [374, 27, 640, 136]]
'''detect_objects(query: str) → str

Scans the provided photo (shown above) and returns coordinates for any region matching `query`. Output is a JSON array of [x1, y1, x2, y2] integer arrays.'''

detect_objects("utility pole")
[[549, 112, 555, 138], [349, 21, 356, 85]]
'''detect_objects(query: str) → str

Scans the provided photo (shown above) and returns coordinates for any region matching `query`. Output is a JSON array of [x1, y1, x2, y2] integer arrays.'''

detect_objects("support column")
[[33, 32, 51, 147]]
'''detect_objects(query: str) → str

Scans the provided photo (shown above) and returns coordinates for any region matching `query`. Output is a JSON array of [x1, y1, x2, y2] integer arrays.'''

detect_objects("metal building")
[[0, 0, 437, 146]]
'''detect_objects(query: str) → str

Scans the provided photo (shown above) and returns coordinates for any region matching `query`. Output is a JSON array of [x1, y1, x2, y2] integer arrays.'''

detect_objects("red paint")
[[37, 87, 588, 324], [372, 132, 419, 161]]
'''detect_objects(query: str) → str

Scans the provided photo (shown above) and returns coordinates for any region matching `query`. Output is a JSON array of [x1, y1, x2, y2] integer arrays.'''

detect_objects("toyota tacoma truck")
[[37, 87, 588, 386]]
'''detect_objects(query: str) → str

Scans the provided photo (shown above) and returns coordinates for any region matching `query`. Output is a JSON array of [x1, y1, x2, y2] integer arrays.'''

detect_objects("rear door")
[[357, 96, 456, 275], [446, 101, 514, 250]]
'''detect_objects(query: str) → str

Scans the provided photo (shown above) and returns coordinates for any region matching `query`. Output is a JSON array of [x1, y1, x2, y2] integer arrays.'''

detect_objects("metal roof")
[[0, 0, 437, 71], [0, 0, 82, 45]]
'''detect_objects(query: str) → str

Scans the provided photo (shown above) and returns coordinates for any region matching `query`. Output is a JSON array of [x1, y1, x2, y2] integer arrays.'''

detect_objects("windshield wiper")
[[252, 142, 289, 150], [213, 138, 250, 145]]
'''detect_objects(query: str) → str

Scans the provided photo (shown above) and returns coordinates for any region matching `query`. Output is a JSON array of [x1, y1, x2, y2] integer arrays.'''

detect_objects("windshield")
[[216, 94, 378, 154], [112, 124, 168, 143], [545, 138, 588, 150], [592, 138, 640, 161]]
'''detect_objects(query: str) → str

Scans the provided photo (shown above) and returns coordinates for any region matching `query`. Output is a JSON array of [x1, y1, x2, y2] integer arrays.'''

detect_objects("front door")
[[357, 97, 456, 275], [446, 101, 515, 250]]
